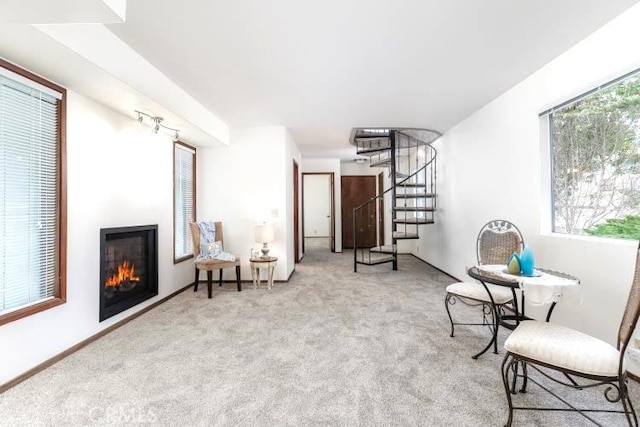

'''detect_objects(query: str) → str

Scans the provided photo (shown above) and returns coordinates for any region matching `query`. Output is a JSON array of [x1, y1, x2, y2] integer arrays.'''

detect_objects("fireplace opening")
[[100, 225, 158, 322]]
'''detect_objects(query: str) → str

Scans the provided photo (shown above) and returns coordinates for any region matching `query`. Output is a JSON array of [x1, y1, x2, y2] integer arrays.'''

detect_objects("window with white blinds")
[[174, 142, 196, 262], [0, 60, 66, 323]]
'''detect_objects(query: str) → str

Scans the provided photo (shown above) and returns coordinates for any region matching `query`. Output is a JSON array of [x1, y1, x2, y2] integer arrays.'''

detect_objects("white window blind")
[[0, 73, 61, 315], [174, 143, 195, 260]]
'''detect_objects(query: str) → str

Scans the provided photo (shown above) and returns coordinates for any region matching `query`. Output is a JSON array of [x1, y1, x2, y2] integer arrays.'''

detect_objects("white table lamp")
[[255, 223, 275, 258]]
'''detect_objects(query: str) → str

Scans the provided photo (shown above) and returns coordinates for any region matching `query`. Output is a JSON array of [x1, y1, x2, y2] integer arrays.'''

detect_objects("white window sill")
[[541, 231, 639, 247]]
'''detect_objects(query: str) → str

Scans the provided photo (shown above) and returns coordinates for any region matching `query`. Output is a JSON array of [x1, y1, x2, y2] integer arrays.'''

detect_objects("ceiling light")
[[135, 110, 180, 141], [354, 158, 367, 164]]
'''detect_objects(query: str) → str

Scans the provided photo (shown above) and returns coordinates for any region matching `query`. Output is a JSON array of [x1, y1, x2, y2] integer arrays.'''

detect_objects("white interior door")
[[303, 175, 331, 237]]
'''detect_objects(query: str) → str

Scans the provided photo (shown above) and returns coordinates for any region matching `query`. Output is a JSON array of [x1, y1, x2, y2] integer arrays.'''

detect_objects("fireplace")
[[99, 225, 158, 322]]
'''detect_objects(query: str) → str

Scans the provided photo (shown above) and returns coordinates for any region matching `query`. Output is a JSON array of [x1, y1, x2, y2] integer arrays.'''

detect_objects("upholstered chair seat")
[[500, 242, 640, 426], [504, 320, 620, 377], [446, 282, 514, 305]]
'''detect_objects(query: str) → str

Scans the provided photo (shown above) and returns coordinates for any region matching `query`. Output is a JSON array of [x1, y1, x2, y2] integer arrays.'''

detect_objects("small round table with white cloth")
[[477, 264, 582, 307], [466, 265, 580, 359]]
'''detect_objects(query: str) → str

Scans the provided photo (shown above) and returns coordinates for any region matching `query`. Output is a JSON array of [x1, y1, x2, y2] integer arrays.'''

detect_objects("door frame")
[[302, 172, 336, 253], [293, 160, 300, 263], [378, 172, 385, 247]]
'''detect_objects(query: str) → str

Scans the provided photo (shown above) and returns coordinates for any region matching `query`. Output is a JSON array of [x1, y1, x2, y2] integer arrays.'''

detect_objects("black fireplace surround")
[[99, 225, 158, 322]]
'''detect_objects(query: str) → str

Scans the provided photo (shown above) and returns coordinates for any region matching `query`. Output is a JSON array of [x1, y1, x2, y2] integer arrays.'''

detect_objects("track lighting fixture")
[[135, 110, 180, 141]]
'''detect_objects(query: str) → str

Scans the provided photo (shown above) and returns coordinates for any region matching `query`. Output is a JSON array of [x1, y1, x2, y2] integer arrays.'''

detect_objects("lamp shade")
[[255, 223, 275, 244]]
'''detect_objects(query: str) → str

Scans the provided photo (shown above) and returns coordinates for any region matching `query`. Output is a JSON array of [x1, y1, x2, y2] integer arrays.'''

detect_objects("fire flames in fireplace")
[[105, 260, 140, 289], [100, 225, 157, 321]]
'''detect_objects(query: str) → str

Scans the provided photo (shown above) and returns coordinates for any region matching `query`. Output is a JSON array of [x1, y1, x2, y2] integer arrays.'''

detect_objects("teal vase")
[[520, 246, 535, 276]]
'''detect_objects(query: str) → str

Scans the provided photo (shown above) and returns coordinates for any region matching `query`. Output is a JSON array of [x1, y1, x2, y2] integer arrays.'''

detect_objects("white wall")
[[198, 126, 298, 281], [303, 175, 332, 237], [301, 158, 342, 252], [416, 4, 640, 345], [0, 92, 193, 385], [340, 162, 385, 177]]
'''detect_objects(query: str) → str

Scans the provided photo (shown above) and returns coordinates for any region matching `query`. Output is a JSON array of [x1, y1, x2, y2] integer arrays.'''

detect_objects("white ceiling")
[[0, 1, 635, 158], [100, 0, 634, 158], [0, 0, 125, 24]]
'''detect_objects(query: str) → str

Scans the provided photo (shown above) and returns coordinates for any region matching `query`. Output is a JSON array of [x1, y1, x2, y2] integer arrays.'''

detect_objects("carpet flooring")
[[1, 249, 638, 426]]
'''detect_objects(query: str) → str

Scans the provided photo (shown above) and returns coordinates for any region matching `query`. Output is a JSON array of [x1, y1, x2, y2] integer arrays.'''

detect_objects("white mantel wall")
[[0, 92, 193, 385], [197, 126, 299, 281], [416, 4, 640, 345]]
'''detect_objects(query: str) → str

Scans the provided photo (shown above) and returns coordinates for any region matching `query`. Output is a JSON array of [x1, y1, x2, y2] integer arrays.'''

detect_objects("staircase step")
[[354, 137, 391, 155], [356, 146, 391, 156], [349, 128, 441, 148], [393, 231, 419, 239], [370, 245, 395, 254], [355, 135, 390, 141], [355, 254, 396, 266], [354, 134, 390, 141], [395, 182, 426, 188], [395, 193, 435, 199], [393, 206, 436, 212], [369, 157, 411, 168], [370, 158, 392, 168], [393, 218, 434, 224]]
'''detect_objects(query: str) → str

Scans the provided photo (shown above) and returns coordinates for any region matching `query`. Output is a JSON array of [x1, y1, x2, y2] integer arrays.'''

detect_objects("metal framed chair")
[[500, 242, 640, 426], [190, 222, 241, 298], [444, 219, 524, 359]]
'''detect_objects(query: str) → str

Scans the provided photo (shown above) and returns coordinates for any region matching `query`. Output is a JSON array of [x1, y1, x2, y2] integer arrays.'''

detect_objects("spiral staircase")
[[350, 128, 441, 272]]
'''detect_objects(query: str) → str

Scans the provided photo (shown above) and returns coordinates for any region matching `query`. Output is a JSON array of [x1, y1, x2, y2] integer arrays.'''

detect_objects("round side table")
[[250, 256, 278, 290]]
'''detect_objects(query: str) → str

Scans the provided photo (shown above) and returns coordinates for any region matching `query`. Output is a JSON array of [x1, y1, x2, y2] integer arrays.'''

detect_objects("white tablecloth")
[[477, 265, 582, 306]]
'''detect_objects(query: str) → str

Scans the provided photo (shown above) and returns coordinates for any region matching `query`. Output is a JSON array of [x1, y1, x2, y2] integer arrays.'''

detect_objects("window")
[[548, 69, 640, 240], [0, 59, 66, 325], [174, 141, 196, 262]]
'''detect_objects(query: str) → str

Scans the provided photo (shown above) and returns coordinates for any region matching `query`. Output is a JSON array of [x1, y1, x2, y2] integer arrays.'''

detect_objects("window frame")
[[0, 57, 67, 326], [173, 140, 197, 264], [542, 66, 640, 240]]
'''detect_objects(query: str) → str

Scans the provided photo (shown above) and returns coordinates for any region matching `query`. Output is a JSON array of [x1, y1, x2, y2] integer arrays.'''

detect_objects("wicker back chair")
[[444, 220, 524, 359], [500, 242, 640, 426], [190, 222, 241, 298], [477, 220, 524, 265]]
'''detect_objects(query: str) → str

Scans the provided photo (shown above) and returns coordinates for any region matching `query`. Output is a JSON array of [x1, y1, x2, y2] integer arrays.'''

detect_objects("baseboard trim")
[[196, 279, 253, 284], [281, 269, 295, 282], [0, 281, 193, 394], [205, 270, 295, 284], [408, 254, 462, 282], [197, 279, 289, 284]]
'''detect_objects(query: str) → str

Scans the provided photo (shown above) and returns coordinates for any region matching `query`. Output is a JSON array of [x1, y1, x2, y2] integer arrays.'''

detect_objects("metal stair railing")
[[353, 133, 437, 272]]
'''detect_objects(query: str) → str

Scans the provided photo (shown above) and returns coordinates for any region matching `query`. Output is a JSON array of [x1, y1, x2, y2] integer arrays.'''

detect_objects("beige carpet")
[[0, 251, 638, 426], [304, 237, 331, 252]]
